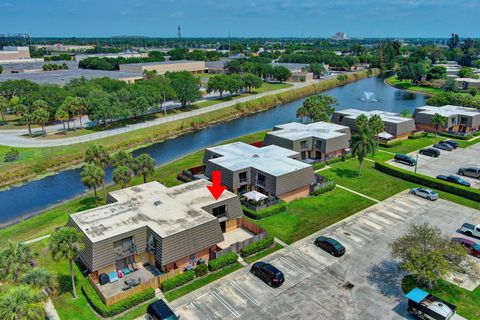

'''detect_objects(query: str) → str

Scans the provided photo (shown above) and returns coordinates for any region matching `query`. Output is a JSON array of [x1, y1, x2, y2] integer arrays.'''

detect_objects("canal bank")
[[0, 71, 429, 227]]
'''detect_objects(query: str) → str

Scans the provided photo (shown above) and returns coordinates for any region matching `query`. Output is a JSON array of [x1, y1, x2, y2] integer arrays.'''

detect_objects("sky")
[[1, 0, 479, 38]]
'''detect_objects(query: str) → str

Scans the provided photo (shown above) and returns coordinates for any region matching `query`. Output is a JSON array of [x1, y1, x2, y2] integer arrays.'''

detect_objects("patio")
[[217, 228, 255, 250], [97, 265, 162, 298]]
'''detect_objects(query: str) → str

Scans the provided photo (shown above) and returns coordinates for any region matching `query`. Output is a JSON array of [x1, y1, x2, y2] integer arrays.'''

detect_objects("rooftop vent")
[[153, 200, 162, 207], [252, 154, 259, 158], [343, 282, 354, 290]]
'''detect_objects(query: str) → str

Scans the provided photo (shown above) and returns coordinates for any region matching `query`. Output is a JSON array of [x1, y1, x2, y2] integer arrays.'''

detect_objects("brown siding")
[[275, 167, 315, 196], [277, 185, 311, 202], [201, 197, 243, 220]]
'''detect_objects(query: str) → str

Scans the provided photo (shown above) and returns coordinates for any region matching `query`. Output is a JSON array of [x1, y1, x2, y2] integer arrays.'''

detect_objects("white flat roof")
[[455, 78, 480, 83], [337, 108, 410, 124], [416, 105, 480, 117], [268, 121, 349, 140], [70, 180, 236, 243], [207, 142, 311, 176]]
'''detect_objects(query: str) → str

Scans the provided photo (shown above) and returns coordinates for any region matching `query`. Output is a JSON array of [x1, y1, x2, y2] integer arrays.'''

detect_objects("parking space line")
[[358, 218, 383, 230], [367, 213, 395, 225], [247, 274, 279, 295], [191, 301, 214, 320], [292, 248, 327, 269], [210, 291, 241, 318], [378, 209, 405, 221], [230, 281, 261, 306], [279, 257, 310, 277]]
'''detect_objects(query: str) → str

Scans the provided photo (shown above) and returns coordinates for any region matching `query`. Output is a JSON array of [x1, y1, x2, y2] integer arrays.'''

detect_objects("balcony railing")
[[147, 243, 156, 254], [213, 212, 228, 220], [114, 244, 137, 260], [239, 177, 248, 184], [255, 179, 266, 187]]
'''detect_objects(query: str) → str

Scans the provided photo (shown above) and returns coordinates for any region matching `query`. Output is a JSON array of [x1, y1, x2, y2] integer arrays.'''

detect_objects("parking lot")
[[387, 142, 480, 189], [169, 191, 479, 320]]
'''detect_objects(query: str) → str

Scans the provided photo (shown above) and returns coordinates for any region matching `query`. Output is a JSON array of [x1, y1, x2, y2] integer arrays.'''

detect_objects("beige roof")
[[269, 121, 350, 140], [416, 105, 480, 117]]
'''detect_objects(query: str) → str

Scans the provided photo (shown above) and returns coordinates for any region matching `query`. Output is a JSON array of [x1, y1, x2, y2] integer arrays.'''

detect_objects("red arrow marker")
[[207, 171, 227, 200]]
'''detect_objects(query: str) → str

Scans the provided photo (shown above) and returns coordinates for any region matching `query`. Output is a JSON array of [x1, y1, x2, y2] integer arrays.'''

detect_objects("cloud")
[[169, 10, 184, 18]]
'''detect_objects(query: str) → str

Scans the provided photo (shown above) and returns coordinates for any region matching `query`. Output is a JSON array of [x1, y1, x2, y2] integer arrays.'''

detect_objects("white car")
[[409, 187, 439, 201]]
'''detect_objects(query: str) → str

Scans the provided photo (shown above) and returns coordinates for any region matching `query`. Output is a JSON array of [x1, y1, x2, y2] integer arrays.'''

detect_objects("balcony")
[[255, 179, 266, 187], [114, 244, 137, 260], [239, 177, 248, 184]]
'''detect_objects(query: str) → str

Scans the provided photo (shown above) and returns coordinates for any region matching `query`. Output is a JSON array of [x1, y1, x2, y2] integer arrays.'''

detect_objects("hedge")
[[408, 132, 428, 139], [208, 252, 238, 271], [311, 181, 336, 196], [379, 140, 402, 148], [240, 236, 275, 257], [437, 131, 472, 140], [161, 270, 195, 292], [82, 284, 155, 317], [313, 162, 326, 170], [242, 200, 288, 219], [194, 264, 208, 277], [375, 161, 480, 202], [325, 157, 342, 165]]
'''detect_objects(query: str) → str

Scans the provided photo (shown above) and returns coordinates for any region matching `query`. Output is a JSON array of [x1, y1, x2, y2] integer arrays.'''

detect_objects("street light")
[[414, 152, 419, 173]]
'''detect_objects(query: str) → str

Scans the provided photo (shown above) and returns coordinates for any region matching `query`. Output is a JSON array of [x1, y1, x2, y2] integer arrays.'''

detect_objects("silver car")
[[458, 167, 480, 179], [410, 187, 439, 201]]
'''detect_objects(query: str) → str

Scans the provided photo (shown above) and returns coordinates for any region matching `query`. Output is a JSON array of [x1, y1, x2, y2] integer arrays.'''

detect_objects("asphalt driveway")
[[387, 142, 480, 189], [167, 191, 478, 320]]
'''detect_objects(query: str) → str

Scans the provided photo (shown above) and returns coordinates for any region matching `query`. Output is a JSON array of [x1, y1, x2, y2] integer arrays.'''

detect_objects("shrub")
[[408, 132, 428, 139], [375, 161, 480, 202], [242, 201, 288, 219], [194, 264, 208, 277], [4, 148, 20, 162], [161, 270, 195, 292], [379, 140, 402, 148], [312, 162, 326, 170], [325, 157, 342, 165], [82, 285, 154, 317], [341, 153, 353, 161], [437, 131, 472, 140], [311, 181, 336, 196], [208, 252, 238, 271], [240, 236, 275, 257]]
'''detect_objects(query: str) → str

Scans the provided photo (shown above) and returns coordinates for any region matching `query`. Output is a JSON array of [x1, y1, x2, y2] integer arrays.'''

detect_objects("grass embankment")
[[402, 275, 480, 319], [0, 69, 377, 189], [244, 243, 284, 264]]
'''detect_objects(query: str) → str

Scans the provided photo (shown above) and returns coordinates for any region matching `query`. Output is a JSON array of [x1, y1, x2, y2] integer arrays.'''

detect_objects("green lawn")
[[386, 76, 446, 96], [402, 275, 480, 319], [164, 263, 243, 302], [252, 188, 375, 244], [244, 243, 284, 264]]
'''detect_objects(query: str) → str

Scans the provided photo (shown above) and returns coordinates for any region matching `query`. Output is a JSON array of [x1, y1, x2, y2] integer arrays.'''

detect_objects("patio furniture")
[[99, 273, 109, 285], [127, 264, 134, 272], [122, 281, 132, 291], [185, 265, 194, 271], [197, 258, 206, 265], [117, 270, 124, 278], [108, 272, 119, 283], [132, 262, 139, 271], [123, 267, 131, 275], [132, 277, 141, 287]]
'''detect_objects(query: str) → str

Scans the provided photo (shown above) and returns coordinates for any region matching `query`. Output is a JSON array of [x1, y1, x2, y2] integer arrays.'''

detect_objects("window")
[[239, 172, 247, 183], [212, 205, 227, 218], [460, 117, 468, 125], [300, 140, 307, 149], [338, 115, 344, 122], [256, 173, 266, 186], [315, 140, 322, 150]]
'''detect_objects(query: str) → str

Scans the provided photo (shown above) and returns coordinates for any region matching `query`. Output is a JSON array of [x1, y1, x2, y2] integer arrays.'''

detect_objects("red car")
[[451, 237, 480, 257]]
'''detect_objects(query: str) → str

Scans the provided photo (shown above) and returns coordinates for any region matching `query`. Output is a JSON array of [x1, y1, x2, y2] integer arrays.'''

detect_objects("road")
[[160, 191, 476, 320], [0, 78, 332, 148]]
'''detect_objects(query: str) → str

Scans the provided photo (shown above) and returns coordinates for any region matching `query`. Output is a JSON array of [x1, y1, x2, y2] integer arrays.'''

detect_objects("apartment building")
[[413, 105, 480, 134], [264, 121, 351, 161], [68, 180, 243, 279], [203, 142, 316, 202], [332, 108, 416, 139]]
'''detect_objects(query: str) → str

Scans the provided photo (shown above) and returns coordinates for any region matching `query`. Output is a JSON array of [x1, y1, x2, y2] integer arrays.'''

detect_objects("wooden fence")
[[214, 219, 267, 259]]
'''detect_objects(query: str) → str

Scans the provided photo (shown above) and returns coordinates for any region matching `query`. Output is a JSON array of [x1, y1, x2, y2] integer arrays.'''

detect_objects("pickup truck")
[[406, 287, 456, 320], [436, 175, 471, 187], [460, 223, 480, 238]]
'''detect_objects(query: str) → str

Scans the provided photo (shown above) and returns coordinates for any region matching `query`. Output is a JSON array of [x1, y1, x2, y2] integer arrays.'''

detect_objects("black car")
[[433, 143, 453, 151], [394, 154, 416, 166], [441, 140, 459, 149], [250, 262, 285, 287], [314, 236, 346, 257], [419, 147, 440, 157], [436, 175, 471, 187], [147, 300, 179, 320]]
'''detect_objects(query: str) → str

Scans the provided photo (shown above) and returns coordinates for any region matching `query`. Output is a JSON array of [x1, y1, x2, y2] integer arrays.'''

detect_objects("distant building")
[[0, 46, 30, 61], [203, 142, 316, 202], [413, 105, 480, 134], [119, 60, 207, 75], [264, 121, 351, 162], [271, 62, 314, 82], [75, 52, 148, 62], [433, 62, 461, 76], [205, 60, 228, 74], [455, 78, 480, 90], [332, 109, 415, 140], [32, 44, 95, 52], [331, 32, 348, 41]]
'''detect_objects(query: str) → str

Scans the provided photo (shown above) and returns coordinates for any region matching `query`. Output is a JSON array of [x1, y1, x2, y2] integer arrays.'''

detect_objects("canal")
[[0, 75, 426, 226]]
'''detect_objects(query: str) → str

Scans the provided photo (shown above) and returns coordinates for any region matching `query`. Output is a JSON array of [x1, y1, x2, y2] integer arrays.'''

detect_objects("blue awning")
[[406, 287, 429, 303]]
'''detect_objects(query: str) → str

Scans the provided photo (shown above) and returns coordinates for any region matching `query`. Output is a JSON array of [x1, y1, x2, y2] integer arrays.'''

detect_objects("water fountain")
[[360, 91, 378, 102]]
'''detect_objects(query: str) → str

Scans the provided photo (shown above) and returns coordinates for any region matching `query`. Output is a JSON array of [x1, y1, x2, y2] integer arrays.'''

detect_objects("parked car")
[[458, 167, 480, 179], [436, 175, 471, 187], [409, 187, 439, 200], [433, 143, 453, 151], [314, 236, 346, 257], [394, 153, 416, 166], [419, 148, 440, 157], [440, 140, 459, 149], [460, 223, 480, 238], [406, 287, 456, 320], [451, 237, 480, 257], [147, 300, 179, 320], [250, 261, 285, 287]]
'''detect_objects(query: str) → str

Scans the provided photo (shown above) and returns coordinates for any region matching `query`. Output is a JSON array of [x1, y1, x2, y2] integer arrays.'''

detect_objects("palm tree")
[[355, 114, 369, 132], [63, 96, 88, 130], [0, 241, 36, 283], [55, 107, 70, 135], [400, 109, 410, 118], [48, 227, 84, 299], [111, 151, 134, 169], [0, 286, 46, 320], [21, 268, 58, 296], [368, 114, 385, 148], [133, 153, 155, 183], [85, 145, 110, 200], [350, 131, 376, 177], [32, 106, 50, 136], [80, 164, 104, 207], [430, 113, 447, 137], [113, 166, 132, 189], [0, 96, 8, 125]]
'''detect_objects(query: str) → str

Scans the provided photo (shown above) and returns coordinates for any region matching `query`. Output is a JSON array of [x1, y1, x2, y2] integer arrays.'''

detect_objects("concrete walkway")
[[0, 77, 335, 148], [22, 234, 51, 244], [336, 184, 380, 203], [45, 298, 61, 320]]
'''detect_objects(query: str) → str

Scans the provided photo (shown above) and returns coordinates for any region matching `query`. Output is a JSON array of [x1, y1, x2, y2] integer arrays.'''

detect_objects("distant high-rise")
[[177, 25, 181, 40], [331, 32, 348, 41]]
